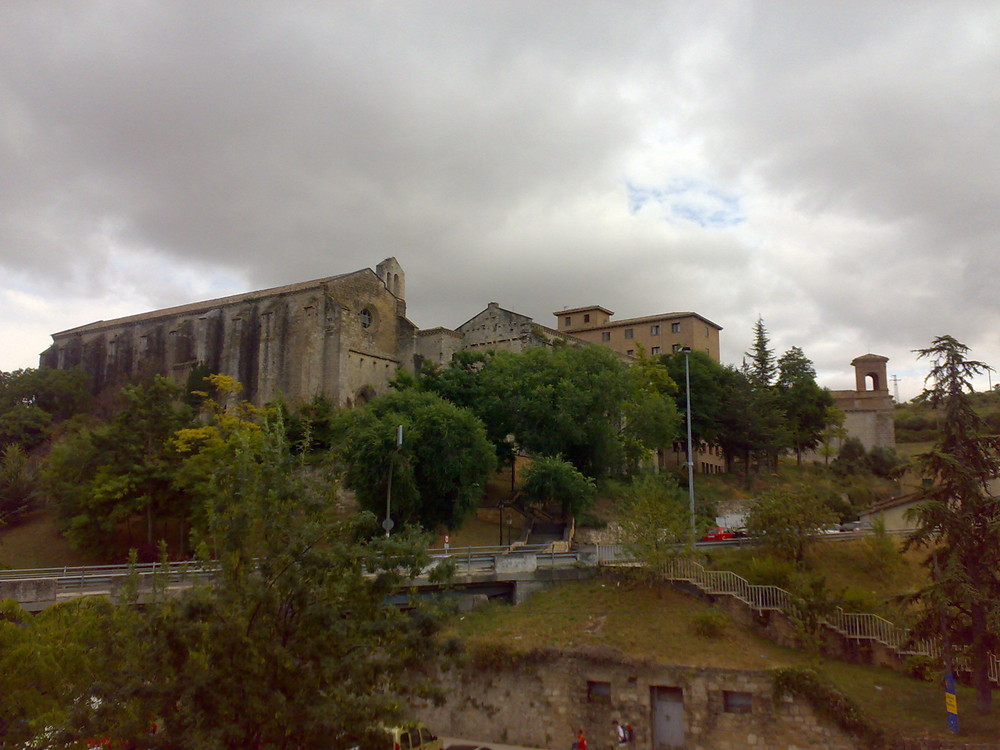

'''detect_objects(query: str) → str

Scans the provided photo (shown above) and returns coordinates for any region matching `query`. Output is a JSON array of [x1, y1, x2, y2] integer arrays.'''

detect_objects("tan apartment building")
[[553, 306, 722, 362], [555, 305, 725, 474]]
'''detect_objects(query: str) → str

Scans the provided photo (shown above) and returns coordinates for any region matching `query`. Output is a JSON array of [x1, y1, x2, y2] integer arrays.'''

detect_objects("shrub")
[[691, 607, 730, 638], [744, 556, 797, 588]]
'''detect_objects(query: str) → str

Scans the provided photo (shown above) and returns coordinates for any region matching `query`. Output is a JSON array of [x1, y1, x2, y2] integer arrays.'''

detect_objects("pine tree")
[[906, 335, 1000, 714], [744, 316, 775, 389]]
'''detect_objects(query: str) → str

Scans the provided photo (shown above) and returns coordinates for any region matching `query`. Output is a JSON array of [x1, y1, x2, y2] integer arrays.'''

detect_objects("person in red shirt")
[[576, 728, 588, 750]]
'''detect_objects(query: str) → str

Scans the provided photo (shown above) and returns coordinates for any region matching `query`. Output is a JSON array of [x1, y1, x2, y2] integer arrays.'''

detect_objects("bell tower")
[[376, 257, 405, 300], [852, 353, 889, 392]]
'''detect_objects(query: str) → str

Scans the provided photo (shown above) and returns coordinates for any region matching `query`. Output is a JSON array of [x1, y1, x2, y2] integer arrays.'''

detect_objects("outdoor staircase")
[[595, 547, 1000, 685]]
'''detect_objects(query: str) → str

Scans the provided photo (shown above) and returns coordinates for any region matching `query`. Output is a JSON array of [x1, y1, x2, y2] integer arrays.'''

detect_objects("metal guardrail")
[[595, 545, 1000, 684], [0, 544, 581, 601]]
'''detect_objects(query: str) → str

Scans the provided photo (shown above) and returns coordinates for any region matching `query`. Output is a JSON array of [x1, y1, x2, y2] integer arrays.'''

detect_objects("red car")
[[701, 527, 735, 542]]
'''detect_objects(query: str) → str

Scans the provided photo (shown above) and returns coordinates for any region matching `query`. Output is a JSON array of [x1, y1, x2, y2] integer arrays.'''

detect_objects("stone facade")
[[416, 649, 860, 750], [825, 354, 896, 454], [415, 302, 586, 369], [40, 258, 416, 407]]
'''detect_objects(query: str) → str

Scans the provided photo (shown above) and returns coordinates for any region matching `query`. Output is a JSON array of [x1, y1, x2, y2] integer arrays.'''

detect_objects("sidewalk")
[[443, 737, 548, 750]]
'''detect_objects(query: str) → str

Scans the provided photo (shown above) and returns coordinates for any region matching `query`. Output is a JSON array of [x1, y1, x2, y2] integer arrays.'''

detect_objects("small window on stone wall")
[[723, 690, 753, 714], [587, 680, 611, 704], [360, 309, 372, 328]]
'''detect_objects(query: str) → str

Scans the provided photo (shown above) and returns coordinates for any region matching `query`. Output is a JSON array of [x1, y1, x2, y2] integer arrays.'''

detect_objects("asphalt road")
[[444, 737, 547, 750]]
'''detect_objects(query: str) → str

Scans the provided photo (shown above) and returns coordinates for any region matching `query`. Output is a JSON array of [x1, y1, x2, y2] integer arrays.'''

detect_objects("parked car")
[[388, 724, 443, 750], [838, 520, 872, 533], [701, 527, 735, 542]]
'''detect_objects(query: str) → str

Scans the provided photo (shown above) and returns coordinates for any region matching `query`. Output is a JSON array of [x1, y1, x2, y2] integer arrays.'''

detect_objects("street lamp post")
[[384, 424, 403, 537], [682, 347, 696, 542]]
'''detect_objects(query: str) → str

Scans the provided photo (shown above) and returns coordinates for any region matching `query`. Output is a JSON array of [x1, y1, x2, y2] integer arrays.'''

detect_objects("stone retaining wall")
[[414, 649, 860, 750]]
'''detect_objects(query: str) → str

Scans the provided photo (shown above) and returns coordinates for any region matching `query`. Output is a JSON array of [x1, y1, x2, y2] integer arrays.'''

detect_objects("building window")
[[672, 344, 682, 353], [601, 331, 610, 341], [626, 349, 634, 356], [651, 346, 660, 355], [587, 681, 612, 704], [671, 322, 681, 333], [625, 328, 634, 339], [723, 691, 753, 714], [705, 326, 710, 337], [565, 316, 572, 326], [359, 309, 372, 328], [650, 324, 659, 335], [584, 313, 591, 323]]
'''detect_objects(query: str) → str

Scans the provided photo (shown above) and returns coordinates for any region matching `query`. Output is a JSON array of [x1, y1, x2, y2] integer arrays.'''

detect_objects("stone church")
[[41, 258, 416, 407]]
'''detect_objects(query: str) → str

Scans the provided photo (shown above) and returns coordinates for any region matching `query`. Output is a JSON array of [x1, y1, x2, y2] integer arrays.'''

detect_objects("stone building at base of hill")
[[40, 258, 414, 407], [415, 650, 862, 750]]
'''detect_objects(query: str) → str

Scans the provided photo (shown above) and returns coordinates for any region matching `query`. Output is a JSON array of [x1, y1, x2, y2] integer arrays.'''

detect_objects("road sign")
[[382, 518, 394, 533], [944, 672, 959, 734]]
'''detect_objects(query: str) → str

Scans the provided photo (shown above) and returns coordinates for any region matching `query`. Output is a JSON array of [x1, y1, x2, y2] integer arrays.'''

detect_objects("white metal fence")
[[595, 545, 1000, 684]]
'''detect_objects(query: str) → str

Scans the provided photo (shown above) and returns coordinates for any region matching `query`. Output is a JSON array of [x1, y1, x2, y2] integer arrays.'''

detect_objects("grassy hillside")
[[451, 575, 1000, 744]]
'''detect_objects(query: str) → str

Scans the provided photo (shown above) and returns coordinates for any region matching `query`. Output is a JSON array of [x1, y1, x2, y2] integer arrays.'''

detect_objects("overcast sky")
[[4, 1, 1000, 401]]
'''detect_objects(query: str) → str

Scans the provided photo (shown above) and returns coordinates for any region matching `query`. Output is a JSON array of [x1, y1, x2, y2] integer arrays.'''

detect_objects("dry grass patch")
[[0, 509, 95, 569], [450, 575, 800, 670]]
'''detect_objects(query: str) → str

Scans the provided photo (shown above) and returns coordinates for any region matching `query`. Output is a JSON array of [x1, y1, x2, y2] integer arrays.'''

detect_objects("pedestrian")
[[574, 727, 588, 750], [624, 723, 634, 745], [612, 720, 627, 747]]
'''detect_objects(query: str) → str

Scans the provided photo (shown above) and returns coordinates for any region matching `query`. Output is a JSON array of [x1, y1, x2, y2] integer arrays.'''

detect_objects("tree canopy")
[[9, 415, 451, 749], [417, 344, 679, 478], [335, 388, 496, 531]]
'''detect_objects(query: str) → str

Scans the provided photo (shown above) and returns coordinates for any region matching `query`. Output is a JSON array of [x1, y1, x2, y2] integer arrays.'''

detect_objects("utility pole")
[[890, 374, 901, 403]]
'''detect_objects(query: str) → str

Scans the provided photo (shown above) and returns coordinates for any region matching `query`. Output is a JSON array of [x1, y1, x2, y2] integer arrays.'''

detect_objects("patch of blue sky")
[[626, 178, 745, 229]]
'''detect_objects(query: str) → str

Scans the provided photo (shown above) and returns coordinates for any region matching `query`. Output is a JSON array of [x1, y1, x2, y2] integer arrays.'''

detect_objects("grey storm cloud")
[[3, 1, 1000, 399]]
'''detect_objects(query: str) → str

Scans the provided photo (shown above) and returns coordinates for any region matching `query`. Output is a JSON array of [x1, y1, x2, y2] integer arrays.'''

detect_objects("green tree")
[[743, 316, 775, 389], [520, 455, 596, 520], [0, 597, 116, 747], [0, 404, 53, 451], [817, 406, 848, 465], [618, 475, 696, 574], [745, 485, 837, 564], [419, 345, 671, 477], [44, 376, 193, 553], [0, 444, 39, 523], [715, 367, 787, 478], [0, 367, 92, 422], [62, 418, 451, 749], [335, 389, 496, 531], [620, 347, 681, 473], [905, 335, 1000, 713], [776, 347, 835, 464], [660, 349, 729, 448]]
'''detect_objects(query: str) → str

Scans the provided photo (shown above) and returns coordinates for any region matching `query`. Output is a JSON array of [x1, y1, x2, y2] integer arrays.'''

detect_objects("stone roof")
[[52, 268, 369, 337]]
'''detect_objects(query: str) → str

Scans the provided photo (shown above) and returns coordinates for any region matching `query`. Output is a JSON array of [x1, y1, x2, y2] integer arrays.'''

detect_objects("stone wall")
[[41, 260, 416, 407], [414, 649, 861, 750]]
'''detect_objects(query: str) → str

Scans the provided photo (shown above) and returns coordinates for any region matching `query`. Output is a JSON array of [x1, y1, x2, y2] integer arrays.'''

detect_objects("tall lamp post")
[[681, 347, 696, 542], [384, 424, 403, 537]]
